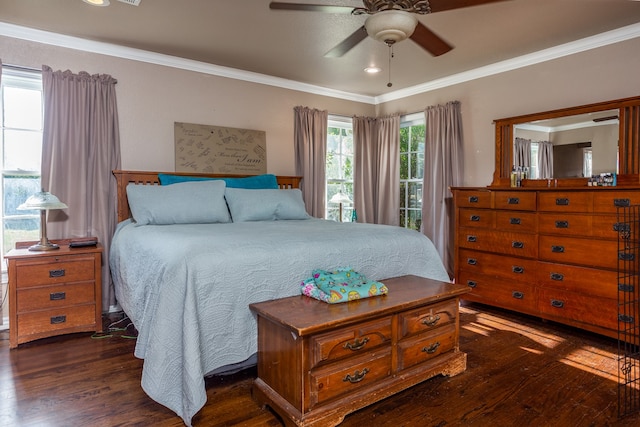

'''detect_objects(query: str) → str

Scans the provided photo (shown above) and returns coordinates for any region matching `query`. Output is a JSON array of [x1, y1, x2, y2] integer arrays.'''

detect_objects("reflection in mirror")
[[513, 109, 619, 179]]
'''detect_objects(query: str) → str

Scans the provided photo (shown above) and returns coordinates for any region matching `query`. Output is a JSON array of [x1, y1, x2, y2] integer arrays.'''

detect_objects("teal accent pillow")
[[224, 188, 310, 222], [158, 173, 279, 189], [126, 180, 231, 225]]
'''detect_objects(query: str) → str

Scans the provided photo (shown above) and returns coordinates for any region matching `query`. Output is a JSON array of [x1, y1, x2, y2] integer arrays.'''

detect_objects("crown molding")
[[2, 20, 639, 106]]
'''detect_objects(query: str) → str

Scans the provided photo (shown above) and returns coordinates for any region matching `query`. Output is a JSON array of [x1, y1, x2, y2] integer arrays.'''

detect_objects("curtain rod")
[[3, 63, 41, 72]]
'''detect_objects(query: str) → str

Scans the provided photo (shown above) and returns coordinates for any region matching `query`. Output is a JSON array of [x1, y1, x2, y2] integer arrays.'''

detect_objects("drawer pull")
[[49, 269, 66, 278], [470, 215, 480, 222], [614, 198, 631, 208], [343, 368, 369, 383], [512, 291, 524, 299], [512, 241, 524, 249], [510, 217, 521, 225], [422, 313, 441, 327], [466, 280, 477, 288], [550, 299, 565, 309], [422, 342, 441, 354], [555, 198, 569, 206], [619, 314, 635, 323], [619, 283, 635, 292], [50, 315, 67, 324], [507, 197, 519, 205], [50, 292, 66, 301], [555, 220, 569, 228], [551, 245, 565, 253], [467, 235, 477, 243], [619, 253, 635, 261], [467, 258, 477, 266], [343, 337, 369, 351], [468, 196, 479, 203], [614, 222, 630, 233], [550, 273, 564, 281], [512, 266, 524, 274]]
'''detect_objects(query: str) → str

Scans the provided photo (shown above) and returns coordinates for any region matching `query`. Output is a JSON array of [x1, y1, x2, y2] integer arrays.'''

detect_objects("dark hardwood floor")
[[1, 302, 639, 427]]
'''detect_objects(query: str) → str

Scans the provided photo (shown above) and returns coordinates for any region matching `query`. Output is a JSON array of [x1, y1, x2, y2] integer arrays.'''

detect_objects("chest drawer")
[[397, 325, 457, 371], [17, 282, 96, 312], [459, 208, 495, 229], [458, 228, 537, 258], [538, 213, 592, 236], [538, 235, 618, 269], [593, 191, 640, 213], [458, 271, 537, 313], [15, 255, 96, 288], [493, 191, 536, 211], [310, 317, 392, 368], [537, 289, 619, 331], [455, 190, 491, 209], [495, 211, 537, 232], [397, 300, 457, 340], [593, 215, 623, 240], [538, 192, 592, 213], [17, 304, 97, 338], [458, 249, 536, 280], [309, 349, 392, 408], [536, 262, 617, 299]]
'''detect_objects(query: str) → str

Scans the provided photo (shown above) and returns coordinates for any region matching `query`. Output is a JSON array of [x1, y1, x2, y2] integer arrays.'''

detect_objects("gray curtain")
[[514, 137, 531, 170], [41, 66, 121, 312], [538, 140, 554, 179], [422, 101, 464, 278], [353, 115, 400, 225], [294, 106, 328, 218]]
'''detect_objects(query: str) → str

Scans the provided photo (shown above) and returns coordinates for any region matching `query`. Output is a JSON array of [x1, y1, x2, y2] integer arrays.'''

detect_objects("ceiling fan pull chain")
[[387, 43, 394, 87]]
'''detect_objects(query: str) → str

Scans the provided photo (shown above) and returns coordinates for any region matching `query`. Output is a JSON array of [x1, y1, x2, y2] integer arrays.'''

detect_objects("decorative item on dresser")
[[250, 275, 469, 427], [6, 239, 103, 349]]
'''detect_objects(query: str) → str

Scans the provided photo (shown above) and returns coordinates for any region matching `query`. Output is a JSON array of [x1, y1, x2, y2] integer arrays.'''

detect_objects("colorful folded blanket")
[[300, 267, 388, 303]]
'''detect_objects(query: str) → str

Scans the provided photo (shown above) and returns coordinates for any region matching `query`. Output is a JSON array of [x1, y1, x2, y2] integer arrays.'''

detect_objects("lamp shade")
[[18, 191, 68, 211], [330, 193, 352, 204], [365, 10, 418, 44]]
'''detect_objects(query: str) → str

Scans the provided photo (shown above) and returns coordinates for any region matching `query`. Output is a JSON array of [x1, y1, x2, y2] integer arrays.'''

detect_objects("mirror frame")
[[491, 95, 640, 187]]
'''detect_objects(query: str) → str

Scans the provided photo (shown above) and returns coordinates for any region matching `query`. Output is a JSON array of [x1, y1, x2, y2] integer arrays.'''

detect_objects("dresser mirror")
[[492, 96, 640, 187]]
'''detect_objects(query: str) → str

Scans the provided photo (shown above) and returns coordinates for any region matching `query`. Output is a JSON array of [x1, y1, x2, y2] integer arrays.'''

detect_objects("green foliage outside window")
[[400, 124, 425, 230]]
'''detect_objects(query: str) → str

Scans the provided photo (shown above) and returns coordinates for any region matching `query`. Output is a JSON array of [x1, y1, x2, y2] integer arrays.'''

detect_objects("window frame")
[[326, 115, 354, 222], [399, 113, 425, 230]]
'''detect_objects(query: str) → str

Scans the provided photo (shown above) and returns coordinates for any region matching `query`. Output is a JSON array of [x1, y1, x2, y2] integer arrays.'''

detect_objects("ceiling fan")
[[270, 0, 508, 58]]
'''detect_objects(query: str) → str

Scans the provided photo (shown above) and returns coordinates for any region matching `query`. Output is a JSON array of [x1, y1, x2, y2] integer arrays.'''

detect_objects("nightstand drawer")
[[17, 304, 97, 338], [16, 282, 96, 312], [397, 324, 456, 371], [15, 256, 96, 288], [397, 299, 457, 340]]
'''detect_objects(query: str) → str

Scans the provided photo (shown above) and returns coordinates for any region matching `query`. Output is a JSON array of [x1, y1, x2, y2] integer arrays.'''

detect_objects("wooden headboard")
[[112, 170, 303, 223]]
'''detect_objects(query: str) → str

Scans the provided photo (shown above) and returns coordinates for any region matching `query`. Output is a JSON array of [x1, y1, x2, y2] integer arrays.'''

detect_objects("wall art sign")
[[174, 122, 266, 174]]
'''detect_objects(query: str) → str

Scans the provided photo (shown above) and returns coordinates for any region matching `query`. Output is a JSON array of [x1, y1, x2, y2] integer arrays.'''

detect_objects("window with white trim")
[[400, 113, 425, 230], [326, 116, 354, 222]]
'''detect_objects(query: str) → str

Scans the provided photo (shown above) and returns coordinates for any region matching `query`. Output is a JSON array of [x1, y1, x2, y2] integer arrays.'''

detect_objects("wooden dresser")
[[250, 275, 469, 427], [452, 186, 640, 339], [6, 243, 103, 348]]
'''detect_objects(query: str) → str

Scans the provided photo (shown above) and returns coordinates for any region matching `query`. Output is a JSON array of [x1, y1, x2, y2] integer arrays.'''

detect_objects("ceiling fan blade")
[[410, 22, 453, 56], [428, 0, 510, 13], [324, 26, 368, 58], [269, 2, 355, 14]]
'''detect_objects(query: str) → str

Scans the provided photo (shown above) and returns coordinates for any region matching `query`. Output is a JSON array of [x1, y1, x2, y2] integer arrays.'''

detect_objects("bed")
[[109, 170, 450, 426]]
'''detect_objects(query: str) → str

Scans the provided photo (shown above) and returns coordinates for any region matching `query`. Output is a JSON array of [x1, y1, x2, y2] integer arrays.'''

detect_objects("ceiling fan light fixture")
[[364, 66, 382, 74], [364, 10, 418, 44], [82, 0, 110, 6]]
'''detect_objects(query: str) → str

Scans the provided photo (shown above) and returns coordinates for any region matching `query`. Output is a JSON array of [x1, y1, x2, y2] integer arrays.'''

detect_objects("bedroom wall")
[[376, 37, 640, 187], [0, 35, 375, 176]]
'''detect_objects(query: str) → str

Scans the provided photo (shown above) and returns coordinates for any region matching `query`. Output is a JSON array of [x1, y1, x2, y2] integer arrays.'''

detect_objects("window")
[[326, 116, 354, 222], [400, 114, 425, 230], [1, 68, 43, 264]]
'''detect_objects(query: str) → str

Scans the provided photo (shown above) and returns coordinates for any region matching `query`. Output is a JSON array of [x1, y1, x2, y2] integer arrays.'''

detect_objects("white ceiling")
[[1, 0, 640, 100]]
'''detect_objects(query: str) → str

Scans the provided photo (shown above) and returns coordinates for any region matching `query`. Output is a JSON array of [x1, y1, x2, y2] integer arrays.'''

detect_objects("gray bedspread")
[[109, 218, 449, 425]]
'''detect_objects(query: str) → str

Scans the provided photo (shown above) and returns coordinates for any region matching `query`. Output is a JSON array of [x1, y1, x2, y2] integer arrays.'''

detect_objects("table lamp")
[[329, 192, 352, 222], [17, 189, 68, 251]]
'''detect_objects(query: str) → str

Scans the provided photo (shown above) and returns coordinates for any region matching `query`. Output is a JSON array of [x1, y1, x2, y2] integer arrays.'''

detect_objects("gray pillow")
[[224, 188, 310, 222], [126, 180, 231, 225]]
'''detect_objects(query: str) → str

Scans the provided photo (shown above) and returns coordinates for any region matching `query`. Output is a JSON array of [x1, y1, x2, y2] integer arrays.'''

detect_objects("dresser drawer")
[[593, 214, 623, 239], [593, 191, 640, 213], [495, 211, 537, 232], [15, 255, 96, 288], [458, 249, 536, 281], [493, 191, 536, 211], [458, 228, 537, 258], [397, 325, 456, 371], [458, 271, 537, 313], [537, 289, 618, 331], [16, 282, 96, 312], [535, 262, 617, 299], [17, 304, 97, 338], [538, 192, 592, 213], [310, 317, 392, 368], [459, 208, 495, 229], [309, 349, 392, 407], [455, 190, 491, 209], [538, 213, 592, 236], [538, 235, 618, 269], [397, 299, 457, 340]]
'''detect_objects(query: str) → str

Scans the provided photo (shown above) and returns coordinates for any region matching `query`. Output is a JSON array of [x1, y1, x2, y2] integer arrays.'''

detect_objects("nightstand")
[[6, 242, 103, 349]]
